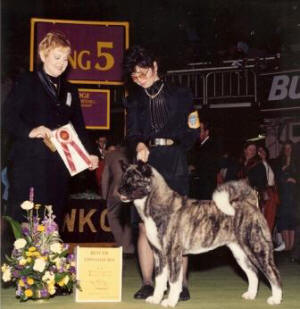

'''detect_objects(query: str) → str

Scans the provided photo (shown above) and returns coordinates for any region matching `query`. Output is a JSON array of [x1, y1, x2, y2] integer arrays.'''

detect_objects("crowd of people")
[[2, 32, 299, 302]]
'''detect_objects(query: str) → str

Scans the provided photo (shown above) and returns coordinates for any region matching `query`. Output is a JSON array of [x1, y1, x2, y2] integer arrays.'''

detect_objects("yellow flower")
[[58, 275, 69, 287], [27, 277, 34, 285], [18, 279, 25, 287], [1, 264, 10, 272], [41, 256, 48, 261], [2, 266, 12, 282], [24, 289, 33, 298], [34, 203, 41, 210], [63, 275, 70, 285], [25, 251, 33, 257], [28, 247, 36, 252], [37, 225, 45, 232], [33, 251, 41, 257], [47, 283, 56, 295], [42, 271, 55, 283], [26, 257, 32, 263], [19, 258, 27, 266]]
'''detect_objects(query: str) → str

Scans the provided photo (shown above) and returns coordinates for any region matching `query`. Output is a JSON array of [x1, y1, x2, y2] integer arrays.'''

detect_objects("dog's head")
[[118, 160, 152, 202]]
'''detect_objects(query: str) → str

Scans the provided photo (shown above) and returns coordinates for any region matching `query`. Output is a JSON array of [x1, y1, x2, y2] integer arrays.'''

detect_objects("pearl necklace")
[[144, 82, 164, 99]]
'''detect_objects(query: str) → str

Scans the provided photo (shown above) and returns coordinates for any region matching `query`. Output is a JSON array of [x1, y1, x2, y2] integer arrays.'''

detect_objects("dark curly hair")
[[123, 45, 157, 75]]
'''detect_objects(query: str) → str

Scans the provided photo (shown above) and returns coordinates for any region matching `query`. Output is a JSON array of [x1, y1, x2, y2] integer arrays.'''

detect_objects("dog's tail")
[[212, 180, 258, 216]]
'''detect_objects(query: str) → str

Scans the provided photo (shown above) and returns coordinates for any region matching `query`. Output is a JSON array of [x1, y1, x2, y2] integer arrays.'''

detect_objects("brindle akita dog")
[[119, 161, 282, 307]]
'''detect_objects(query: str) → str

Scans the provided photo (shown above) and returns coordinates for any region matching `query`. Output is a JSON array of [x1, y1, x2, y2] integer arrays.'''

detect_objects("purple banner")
[[78, 89, 110, 129], [30, 18, 129, 85]]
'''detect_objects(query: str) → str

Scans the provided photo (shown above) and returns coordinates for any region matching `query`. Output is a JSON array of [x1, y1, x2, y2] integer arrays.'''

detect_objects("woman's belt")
[[148, 138, 175, 147]]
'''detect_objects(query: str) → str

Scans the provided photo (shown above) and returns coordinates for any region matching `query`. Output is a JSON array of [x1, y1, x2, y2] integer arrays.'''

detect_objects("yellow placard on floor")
[[75, 247, 122, 302]]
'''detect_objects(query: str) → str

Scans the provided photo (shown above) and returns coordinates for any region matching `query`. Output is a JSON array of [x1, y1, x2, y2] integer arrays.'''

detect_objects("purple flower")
[[69, 266, 76, 274], [16, 288, 23, 297], [67, 254, 74, 262], [22, 227, 30, 236], [13, 270, 20, 277], [40, 289, 49, 298], [46, 223, 58, 234]]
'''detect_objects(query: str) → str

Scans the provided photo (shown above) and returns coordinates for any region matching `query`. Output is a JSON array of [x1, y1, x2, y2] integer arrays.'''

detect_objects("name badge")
[[188, 111, 200, 129], [66, 92, 72, 106]]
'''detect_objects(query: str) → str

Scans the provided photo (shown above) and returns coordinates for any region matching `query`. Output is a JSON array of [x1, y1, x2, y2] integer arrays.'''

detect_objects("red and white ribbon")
[[55, 128, 91, 173]]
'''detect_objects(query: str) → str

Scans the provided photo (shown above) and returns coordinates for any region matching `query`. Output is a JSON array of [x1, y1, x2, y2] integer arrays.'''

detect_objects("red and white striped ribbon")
[[56, 128, 91, 173]]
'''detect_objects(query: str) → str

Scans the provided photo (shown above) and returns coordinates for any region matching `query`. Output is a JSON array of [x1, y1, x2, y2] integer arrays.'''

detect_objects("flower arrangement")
[[1, 199, 76, 301]]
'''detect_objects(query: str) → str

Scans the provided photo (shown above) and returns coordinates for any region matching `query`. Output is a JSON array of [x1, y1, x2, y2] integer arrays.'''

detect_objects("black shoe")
[[134, 285, 154, 299], [179, 286, 190, 301]]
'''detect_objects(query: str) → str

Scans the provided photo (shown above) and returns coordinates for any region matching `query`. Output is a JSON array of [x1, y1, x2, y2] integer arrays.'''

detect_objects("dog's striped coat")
[[119, 161, 282, 307]]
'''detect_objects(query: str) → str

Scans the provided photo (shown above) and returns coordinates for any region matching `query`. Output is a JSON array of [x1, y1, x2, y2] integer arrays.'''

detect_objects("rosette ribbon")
[[55, 128, 91, 173]]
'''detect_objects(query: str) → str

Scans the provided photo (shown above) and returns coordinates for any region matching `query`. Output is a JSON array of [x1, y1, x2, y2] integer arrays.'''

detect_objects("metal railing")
[[166, 65, 257, 108]]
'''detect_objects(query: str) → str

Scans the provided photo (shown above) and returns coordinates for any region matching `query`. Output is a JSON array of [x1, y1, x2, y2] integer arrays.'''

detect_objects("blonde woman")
[[4, 32, 98, 231]]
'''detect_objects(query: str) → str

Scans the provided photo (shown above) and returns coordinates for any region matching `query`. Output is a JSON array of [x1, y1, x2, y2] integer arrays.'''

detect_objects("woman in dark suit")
[[3, 32, 98, 230], [123, 46, 198, 301]]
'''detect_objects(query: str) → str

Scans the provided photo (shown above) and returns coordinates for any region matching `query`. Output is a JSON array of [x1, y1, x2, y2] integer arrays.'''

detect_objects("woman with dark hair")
[[274, 141, 298, 252], [3, 32, 98, 231], [257, 145, 280, 232], [123, 45, 198, 301], [236, 142, 267, 207]]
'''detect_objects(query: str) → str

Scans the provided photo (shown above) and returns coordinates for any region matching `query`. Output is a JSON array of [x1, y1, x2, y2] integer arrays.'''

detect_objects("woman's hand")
[[287, 177, 296, 184], [89, 155, 99, 170], [29, 126, 52, 139], [136, 142, 150, 162]]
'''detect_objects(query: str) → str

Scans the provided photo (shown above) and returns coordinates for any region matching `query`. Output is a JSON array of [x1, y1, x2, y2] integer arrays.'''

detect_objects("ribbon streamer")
[[56, 128, 91, 173]]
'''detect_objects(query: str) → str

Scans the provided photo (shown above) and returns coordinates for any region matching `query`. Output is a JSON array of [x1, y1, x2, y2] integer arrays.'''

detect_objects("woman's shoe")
[[133, 284, 154, 299], [274, 242, 286, 252], [179, 286, 190, 301]]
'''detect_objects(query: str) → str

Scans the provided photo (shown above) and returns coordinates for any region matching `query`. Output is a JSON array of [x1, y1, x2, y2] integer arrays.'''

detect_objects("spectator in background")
[[96, 136, 108, 160], [217, 148, 239, 184], [258, 145, 280, 232], [3, 31, 98, 230], [274, 141, 298, 252], [188, 119, 219, 200], [101, 143, 134, 255], [95, 136, 108, 195], [236, 142, 267, 208]]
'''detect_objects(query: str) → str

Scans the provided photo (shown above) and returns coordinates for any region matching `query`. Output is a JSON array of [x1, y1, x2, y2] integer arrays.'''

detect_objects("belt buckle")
[[152, 138, 174, 146], [156, 138, 165, 146]]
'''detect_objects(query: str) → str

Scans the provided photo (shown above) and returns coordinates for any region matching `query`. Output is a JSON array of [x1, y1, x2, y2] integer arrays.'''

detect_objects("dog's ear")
[[137, 160, 152, 177], [119, 160, 129, 172]]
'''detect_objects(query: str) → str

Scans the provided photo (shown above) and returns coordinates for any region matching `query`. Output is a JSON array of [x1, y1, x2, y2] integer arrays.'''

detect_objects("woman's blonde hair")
[[38, 31, 71, 57]]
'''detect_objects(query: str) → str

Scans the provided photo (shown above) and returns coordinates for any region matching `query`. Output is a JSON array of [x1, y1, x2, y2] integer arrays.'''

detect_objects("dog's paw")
[[161, 297, 178, 307], [146, 295, 161, 304], [242, 291, 256, 300], [267, 296, 281, 305]]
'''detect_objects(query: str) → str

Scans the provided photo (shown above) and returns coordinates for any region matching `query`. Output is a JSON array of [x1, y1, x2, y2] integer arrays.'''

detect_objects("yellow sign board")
[[75, 247, 122, 302]]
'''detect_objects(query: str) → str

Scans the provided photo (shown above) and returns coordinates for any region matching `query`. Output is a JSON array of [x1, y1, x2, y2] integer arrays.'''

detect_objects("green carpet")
[[1, 250, 300, 309]]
